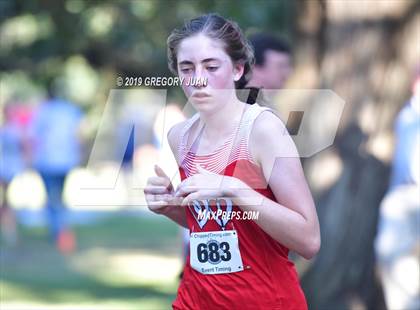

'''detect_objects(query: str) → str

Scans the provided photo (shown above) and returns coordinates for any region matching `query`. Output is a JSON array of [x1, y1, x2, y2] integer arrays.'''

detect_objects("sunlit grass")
[[0, 214, 182, 309]]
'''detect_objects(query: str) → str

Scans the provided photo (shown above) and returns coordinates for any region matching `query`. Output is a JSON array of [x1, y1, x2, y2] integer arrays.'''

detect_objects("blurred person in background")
[[28, 82, 83, 254], [238, 33, 292, 105], [117, 101, 153, 206], [375, 71, 420, 310], [0, 103, 29, 246]]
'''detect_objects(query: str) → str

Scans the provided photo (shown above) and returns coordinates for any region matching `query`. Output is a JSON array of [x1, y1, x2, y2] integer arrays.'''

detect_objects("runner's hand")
[[144, 165, 178, 214], [175, 165, 241, 206]]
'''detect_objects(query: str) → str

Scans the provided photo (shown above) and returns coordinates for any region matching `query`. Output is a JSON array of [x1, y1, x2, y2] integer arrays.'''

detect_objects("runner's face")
[[177, 34, 243, 112]]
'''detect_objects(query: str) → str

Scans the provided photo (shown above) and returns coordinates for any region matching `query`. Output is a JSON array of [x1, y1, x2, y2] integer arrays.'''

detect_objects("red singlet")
[[173, 103, 308, 310]]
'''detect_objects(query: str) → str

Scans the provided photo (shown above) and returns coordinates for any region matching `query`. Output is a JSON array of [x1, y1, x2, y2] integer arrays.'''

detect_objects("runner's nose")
[[193, 67, 208, 89]]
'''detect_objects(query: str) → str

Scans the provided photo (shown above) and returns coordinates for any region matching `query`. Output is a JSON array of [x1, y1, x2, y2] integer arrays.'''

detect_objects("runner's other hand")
[[144, 165, 179, 214]]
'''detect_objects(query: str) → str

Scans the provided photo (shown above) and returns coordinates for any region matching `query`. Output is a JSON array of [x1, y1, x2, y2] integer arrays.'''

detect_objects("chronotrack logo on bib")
[[197, 209, 259, 221]]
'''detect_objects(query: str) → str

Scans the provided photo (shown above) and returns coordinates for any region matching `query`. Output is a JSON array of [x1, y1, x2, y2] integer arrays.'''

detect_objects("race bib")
[[190, 230, 244, 275]]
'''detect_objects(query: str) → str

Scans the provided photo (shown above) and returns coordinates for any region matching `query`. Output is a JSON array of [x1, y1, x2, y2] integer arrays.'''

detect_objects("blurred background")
[[0, 0, 419, 309]]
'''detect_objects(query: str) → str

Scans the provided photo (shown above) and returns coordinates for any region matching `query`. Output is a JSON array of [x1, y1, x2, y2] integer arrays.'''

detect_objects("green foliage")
[[0, 0, 295, 109]]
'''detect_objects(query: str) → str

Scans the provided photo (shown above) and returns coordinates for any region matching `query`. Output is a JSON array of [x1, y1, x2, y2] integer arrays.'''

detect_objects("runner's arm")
[[229, 111, 320, 260]]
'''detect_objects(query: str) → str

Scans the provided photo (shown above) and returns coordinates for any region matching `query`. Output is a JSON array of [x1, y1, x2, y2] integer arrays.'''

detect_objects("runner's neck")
[[198, 99, 246, 139]]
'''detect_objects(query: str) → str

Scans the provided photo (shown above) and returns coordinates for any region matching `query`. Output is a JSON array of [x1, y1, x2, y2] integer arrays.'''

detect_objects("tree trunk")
[[290, 1, 420, 309]]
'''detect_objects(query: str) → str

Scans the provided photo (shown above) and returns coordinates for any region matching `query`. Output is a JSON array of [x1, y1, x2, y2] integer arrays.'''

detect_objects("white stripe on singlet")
[[178, 104, 272, 177]]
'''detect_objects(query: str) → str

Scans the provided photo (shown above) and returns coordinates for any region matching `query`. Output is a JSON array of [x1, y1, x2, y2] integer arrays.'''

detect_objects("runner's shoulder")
[[167, 119, 190, 151], [251, 109, 287, 143], [250, 109, 298, 162]]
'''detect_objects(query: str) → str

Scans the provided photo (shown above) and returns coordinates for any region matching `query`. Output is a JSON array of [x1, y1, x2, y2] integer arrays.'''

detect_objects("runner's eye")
[[180, 68, 193, 74], [207, 66, 219, 72]]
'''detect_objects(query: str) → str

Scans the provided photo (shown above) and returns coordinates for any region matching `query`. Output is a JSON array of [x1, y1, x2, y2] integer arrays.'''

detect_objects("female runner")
[[144, 13, 320, 310]]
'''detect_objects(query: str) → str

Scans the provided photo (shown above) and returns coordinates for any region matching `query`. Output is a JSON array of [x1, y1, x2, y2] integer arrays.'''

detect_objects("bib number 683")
[[197, 240, 231, 264]]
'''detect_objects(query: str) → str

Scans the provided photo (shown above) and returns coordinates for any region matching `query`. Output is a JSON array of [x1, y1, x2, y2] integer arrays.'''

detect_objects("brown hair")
[[167, 13, 254, 88]]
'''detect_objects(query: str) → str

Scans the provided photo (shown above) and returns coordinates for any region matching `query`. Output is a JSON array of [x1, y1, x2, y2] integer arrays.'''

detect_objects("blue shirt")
[[390, 98, 420, 188], [30, 99, 82, 174]]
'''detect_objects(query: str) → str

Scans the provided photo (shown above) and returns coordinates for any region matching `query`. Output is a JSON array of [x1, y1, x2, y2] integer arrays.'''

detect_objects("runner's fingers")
[[177, 177, 195, 190], [144, 185, 169, 195], [155, 194, 173, 201], [148, 200, 168, 206], [147, 200, 169, 212], [145, 192, 171, 212], [154, 165, 169, 179], [175, 185, 200, 197], [169, 196, 184, 206], [147, 176, 171, 187], [181, 191, 201, 206], [145, 193, 154, 203], [146, 193, 173, 202]]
